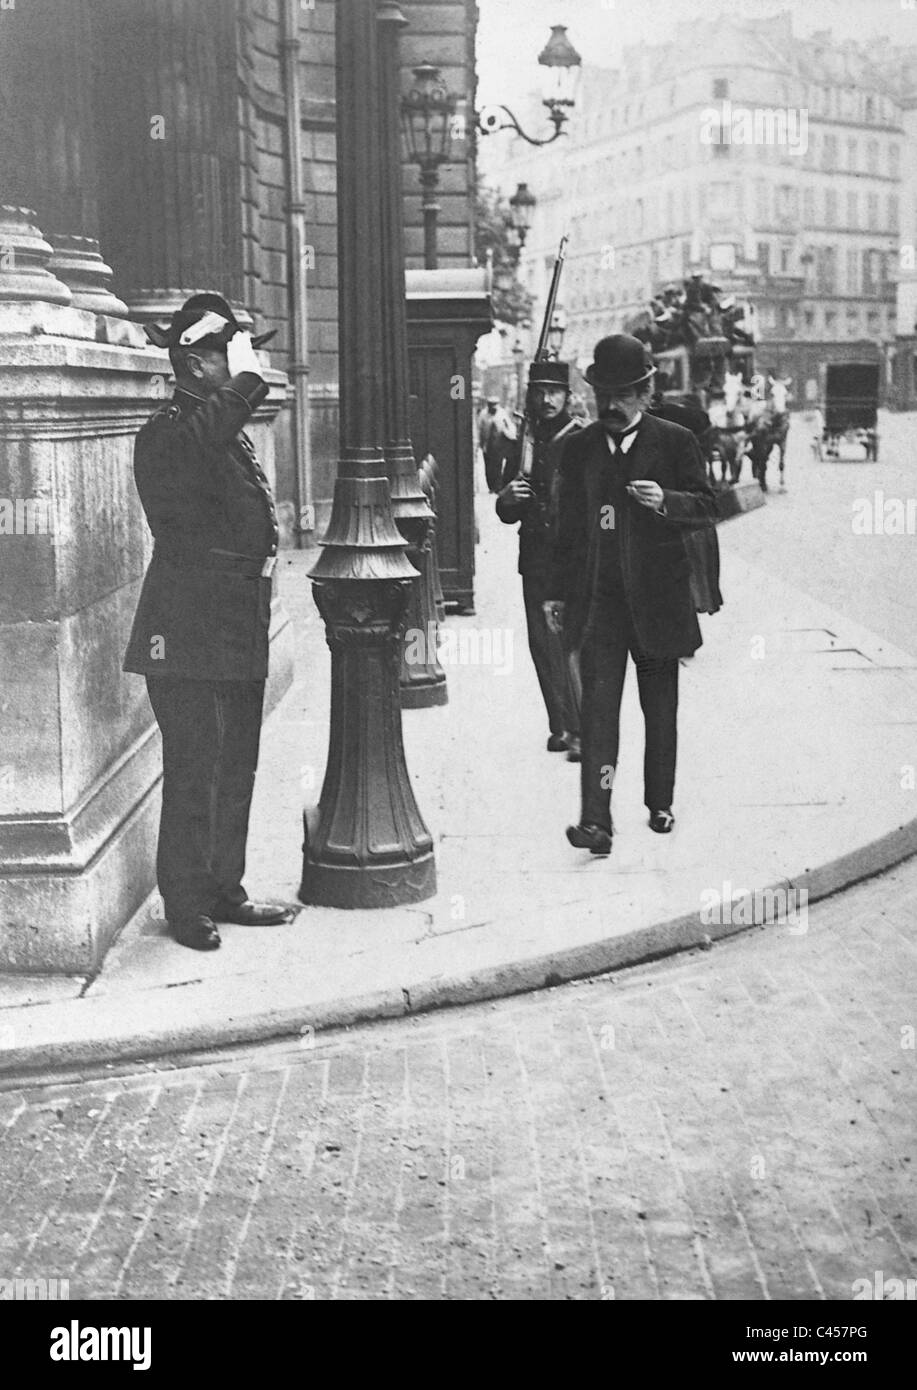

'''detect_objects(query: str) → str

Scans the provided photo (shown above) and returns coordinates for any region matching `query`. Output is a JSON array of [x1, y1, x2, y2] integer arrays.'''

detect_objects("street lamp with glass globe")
[[478, 25, 582, 146]]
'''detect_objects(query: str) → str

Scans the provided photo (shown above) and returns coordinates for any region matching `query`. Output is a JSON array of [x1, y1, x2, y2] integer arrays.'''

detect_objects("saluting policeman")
[[124, 293, 293, 951]]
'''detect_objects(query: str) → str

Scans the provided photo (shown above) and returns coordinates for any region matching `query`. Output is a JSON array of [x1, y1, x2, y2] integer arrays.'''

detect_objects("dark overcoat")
[[550, 414, 716, 658], [123, 372, 280, 682]]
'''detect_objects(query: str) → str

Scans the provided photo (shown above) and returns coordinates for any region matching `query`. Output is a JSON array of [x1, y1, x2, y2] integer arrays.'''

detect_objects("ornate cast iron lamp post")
[[301, 0, 435, 909], [401, 63, 457, 271]]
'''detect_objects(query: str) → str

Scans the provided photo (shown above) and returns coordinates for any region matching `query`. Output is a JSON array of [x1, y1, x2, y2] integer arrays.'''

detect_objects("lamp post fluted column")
[[377, 1, 446, 708], [300, 0, 436, 909]]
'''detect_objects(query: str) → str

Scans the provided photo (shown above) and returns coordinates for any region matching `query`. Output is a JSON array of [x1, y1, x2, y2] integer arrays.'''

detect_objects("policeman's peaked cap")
[[528, 359, 570, 388], [585, 335, 656, 391], [144, 293, 277, 352]]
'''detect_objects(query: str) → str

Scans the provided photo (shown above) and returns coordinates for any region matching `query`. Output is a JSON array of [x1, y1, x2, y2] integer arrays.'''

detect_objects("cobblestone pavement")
[[1, 858, 915, 1301]]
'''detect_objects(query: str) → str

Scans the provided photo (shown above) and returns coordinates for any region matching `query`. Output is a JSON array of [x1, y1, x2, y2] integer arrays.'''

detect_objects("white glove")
[[226, 330, 263, 379]]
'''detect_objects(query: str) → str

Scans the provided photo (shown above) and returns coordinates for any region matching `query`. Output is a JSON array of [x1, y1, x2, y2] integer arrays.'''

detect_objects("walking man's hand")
[[543, 600, 565, 635], [626, 479, 665, 511]]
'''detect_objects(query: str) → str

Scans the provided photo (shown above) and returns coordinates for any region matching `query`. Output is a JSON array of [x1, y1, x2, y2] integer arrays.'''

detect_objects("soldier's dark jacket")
[[495, 412, 584, 575], [123, 372, 279, 681]]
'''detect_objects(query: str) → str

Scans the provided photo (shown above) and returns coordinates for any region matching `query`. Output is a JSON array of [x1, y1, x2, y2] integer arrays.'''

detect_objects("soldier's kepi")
[[124, 293, 294, 952]]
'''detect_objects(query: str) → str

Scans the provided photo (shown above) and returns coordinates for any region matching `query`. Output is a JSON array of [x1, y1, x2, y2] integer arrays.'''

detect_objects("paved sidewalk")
[[1, 860, 915, 1299], [2, 471, 917, 1074]]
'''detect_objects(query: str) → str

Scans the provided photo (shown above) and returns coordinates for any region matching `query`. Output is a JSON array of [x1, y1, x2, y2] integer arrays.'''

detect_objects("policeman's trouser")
[[579, 602, 678, 832], [522, 571, 580, 738], [146, 676, 265, 922]]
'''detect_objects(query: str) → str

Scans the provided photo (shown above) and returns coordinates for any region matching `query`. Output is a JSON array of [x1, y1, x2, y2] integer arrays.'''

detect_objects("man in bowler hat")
[[497, 360, 584, 756], [124, 293, 293, 950], [545, 334, 716, 854]]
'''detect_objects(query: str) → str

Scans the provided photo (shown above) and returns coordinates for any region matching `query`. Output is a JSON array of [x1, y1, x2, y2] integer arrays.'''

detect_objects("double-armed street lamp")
[[401, 26, 581, 268]]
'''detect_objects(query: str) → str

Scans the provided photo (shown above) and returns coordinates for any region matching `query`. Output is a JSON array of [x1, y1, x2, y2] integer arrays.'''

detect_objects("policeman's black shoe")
[[210, 898, 294, 926], [566, 822, 613, 856], [171, 915, 221, 951], [565, 735, 582, 763], [648, 809, 675, 834], [547, 734, 568, 752]]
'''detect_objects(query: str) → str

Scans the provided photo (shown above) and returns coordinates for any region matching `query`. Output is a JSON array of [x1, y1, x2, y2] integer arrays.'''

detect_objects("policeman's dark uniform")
[[123, 302, 280, 936], [496, 360, 583, 746]]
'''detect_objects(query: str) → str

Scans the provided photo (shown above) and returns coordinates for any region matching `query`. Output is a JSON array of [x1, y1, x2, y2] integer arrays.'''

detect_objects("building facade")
[[482, 12, 916, 407], [0, 0, 479, 971]]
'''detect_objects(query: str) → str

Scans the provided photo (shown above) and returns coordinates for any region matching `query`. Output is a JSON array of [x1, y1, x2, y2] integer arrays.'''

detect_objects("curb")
[[3, 816, 916, 1084]]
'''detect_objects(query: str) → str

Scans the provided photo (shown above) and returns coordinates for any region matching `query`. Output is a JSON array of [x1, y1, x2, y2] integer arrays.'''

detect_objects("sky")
[[477, 0, 917, 113]]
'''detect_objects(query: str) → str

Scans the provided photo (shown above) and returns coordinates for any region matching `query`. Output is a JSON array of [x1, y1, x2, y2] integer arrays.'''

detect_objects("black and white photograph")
[[0, 0, 915, 1340]]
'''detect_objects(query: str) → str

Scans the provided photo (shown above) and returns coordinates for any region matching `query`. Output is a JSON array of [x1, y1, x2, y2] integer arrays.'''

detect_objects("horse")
[[747, 410, 789, 492]]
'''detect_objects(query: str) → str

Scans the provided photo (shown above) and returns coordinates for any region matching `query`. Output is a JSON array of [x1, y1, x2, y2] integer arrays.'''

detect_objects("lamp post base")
[[300, 575, 437, 909], [301, 843, 436, 909]]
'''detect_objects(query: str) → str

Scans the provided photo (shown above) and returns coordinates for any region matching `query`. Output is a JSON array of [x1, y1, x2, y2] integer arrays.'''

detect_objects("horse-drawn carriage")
[[627, 277, 790, 492], [821, 362, 879, 461]]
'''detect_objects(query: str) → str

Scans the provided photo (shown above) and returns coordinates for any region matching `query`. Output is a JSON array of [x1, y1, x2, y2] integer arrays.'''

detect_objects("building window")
[[865, 96, 875, 121], [802, 187, 814, 224], [776, 185, 798, 221], [890, 144, 900, 177], [867, 310, 880, 333], [825, 189, 837, 226], [847, 248, 860, 294], [824, 309, 837, 334], [888, 194, 899, 232], [822, 134, 837, 170], [847, 191, 857, 228], [804, 308, 815, 329], [867, 139, 879, 170], [847, 138, 858, 171], [816, 245, 837, 294], [867, 193, 878, 230], [713, 78, 729, 99], [755, 180, 769, 222], [779, 243, 792, 273], [757, 241, 771, 275], [863, 248, 882, 294]]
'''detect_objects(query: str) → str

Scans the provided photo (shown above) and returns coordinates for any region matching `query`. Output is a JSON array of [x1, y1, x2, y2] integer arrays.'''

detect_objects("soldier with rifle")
[[496, 237, 584, 758]]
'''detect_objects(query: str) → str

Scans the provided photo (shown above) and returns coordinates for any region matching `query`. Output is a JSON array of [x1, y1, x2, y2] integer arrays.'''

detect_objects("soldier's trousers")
[[146, 676, 265, 922], [580, 602, 678, 832], [522, 571, 580, 738]]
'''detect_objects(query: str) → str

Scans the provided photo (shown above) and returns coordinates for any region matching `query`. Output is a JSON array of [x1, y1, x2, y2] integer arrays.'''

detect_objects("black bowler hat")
[[144, 292, 277, 352], [528, 359, 570, 388], [584, 334, 656, 391]]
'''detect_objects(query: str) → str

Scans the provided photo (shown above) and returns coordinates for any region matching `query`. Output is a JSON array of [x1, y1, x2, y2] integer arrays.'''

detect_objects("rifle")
[[518, 234, 569, 478]]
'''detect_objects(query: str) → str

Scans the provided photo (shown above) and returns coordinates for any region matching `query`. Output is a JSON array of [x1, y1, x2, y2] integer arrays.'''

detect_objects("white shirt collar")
[[604, 411, 643, 455]]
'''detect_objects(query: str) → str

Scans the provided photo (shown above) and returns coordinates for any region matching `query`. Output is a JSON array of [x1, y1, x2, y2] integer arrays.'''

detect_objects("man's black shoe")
[[566, 822, 612, 855], [210, 899, 294, 926], [648, 809, 675, 834], [547, 734, 567, 752], [171, 915, 221, 951]]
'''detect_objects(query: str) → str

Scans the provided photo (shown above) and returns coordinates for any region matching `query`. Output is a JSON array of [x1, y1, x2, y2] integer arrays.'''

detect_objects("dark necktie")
[[607, 422, 640, 451]]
